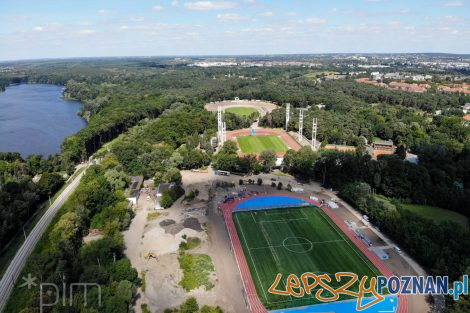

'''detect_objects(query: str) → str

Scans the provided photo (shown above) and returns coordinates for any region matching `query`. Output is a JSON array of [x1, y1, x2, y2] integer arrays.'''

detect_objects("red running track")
[[221, 193, 408, 313]]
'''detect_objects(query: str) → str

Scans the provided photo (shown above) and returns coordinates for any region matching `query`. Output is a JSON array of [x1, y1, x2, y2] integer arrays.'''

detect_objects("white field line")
[[250, 211, 308, 224], [249, 239, 345, 250], [235, 214, 271, 304], [314, 208, 379, 276], [260, 222, 282, 267]]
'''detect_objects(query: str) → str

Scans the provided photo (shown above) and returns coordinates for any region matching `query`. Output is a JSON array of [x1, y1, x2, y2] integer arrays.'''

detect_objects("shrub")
[[180, 297, 199, 313]]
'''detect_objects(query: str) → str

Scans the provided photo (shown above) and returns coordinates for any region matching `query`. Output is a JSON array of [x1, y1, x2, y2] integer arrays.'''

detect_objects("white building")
[[462, 103, 470, 114], [126, 176, 144, 206]]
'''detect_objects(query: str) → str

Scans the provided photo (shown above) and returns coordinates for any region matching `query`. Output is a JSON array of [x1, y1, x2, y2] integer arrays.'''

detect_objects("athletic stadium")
[[221, 194, 407, 313]]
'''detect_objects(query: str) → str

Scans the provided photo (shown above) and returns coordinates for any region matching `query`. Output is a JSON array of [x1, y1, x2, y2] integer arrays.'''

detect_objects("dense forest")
[[4, 161, 139, 313], [0, 152, 65, 251], [1, 58, 470, 312]]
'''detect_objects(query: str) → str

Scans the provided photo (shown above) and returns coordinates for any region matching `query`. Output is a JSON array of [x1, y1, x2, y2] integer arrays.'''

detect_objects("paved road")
[[0, 167, 86, 312]]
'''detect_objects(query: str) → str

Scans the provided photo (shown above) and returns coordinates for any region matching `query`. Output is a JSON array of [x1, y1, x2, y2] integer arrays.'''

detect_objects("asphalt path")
[[0, 168, 86, 312]]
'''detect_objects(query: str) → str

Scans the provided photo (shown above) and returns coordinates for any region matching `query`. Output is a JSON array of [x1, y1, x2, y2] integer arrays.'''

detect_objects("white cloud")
[[261, 11, 274, 17], [31, 23, 63, 33], [217, 13, 248, 21], [120, 25, 149, 31], [32, 26, 44, 32], [79, 21, 92, 26], [287, 12, 297, 16], [172, 1, 179, 6], [129, 17, 145, 22], [444, 0, 465, 6], [241, 27, 273, 32], [97, 9, 110, 15], [119, 23, 179, 32], [152, 5, 164, 12], [301, 18, 327, 25], [184, 1, 238, 10], [77, 29, 96, 35]]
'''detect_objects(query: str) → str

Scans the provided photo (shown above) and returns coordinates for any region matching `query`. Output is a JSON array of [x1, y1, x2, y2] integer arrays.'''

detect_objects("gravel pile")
[[159, 219, 176, 227], [183, 217, 203, 232]]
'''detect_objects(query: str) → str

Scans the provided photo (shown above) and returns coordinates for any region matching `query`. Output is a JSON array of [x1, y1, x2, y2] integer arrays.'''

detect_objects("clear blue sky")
[[0, 0, 469, 60]]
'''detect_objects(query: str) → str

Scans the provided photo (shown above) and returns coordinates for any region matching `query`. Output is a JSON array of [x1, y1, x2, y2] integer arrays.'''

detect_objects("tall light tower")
[[217, 105, 225, 146], [311, 117, 318, 151], [298, 108, 304, 143], [285, 103, 290, 131], [222, 121, 227, 144]]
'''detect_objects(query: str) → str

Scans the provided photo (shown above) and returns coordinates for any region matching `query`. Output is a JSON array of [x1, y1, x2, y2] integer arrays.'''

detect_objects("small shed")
[[126, 175, 144, 206]]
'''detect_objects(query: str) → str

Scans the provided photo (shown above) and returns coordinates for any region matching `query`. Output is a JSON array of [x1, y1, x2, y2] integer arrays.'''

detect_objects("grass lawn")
[[234, 207, 382, 310], [237, 135, 288, 154], [402, 203, 468, 227], [225, 107, 258, 116]]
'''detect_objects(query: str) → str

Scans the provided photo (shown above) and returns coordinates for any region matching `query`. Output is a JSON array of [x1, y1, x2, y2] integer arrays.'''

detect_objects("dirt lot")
[[123, 170, 248, 313]]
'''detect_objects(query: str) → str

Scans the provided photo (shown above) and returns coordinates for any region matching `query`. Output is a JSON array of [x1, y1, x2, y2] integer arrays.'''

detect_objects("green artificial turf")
[[233, 206, 383, 310], [225, 107, 258, 116], [237, 135, 288, 153]]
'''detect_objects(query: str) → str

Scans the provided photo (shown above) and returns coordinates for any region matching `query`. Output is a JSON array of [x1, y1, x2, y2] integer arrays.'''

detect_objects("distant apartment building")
[[462, 103, 470, 114], [388, 81, 430, 93]]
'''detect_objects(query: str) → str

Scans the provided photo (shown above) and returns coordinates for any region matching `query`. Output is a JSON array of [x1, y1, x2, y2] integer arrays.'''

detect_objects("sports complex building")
[[221, 194, 408, 313], [205, 99, 302, 158]]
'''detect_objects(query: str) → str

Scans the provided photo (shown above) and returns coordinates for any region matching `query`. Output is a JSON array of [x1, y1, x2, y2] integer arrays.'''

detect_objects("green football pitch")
[[237, 135, 288, 153], [225, 107, 258, 116], [233, 206, 383, 310]]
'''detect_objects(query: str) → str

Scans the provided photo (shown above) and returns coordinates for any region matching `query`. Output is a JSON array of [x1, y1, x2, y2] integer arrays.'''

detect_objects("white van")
[[394, 246, 402, 254]]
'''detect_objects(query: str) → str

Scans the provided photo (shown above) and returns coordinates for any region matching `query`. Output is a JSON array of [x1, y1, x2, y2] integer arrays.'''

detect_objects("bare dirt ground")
[[123, 170, 249, 313], [205, 99, 278, 116]]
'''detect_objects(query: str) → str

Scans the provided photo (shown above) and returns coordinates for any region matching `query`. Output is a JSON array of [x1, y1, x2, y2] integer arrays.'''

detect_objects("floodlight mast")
[[222, 122, 226, 144], [285, 103, 290, 131], [217, 105, 226, 147], [312, 117, 318, 151], [298, 108, 304, 143]]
